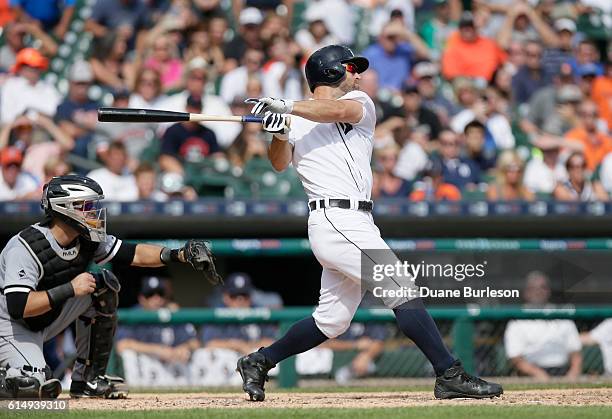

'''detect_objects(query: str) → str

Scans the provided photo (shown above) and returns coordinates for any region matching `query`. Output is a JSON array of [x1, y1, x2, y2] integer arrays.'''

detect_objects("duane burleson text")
[[372, 286, 520, 299]]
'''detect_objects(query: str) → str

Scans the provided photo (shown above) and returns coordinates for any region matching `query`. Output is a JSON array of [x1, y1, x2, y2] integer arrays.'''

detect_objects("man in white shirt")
[[504, 271, 582, 379], [0, 48, 61, 124], [0, 147, 39, 201], [581, 319, 612, 376], [87, 141, 138, 202], [235, 45, 502, 402], [220, 48, 264, 105]]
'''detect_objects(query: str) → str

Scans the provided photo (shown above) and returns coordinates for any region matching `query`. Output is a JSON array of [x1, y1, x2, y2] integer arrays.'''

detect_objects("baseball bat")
[[97, 107, 263, 124]]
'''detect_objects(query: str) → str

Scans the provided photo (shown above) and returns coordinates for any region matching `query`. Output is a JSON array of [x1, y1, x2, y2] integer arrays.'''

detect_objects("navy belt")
[[308, 199, 373, 212]]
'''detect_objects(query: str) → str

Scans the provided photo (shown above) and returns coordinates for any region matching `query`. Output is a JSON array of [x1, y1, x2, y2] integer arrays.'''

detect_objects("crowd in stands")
[[0, 0, 610, 202]]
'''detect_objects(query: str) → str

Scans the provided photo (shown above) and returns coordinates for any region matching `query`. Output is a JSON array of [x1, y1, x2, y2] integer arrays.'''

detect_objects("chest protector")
[[18, 226, 98, 331]]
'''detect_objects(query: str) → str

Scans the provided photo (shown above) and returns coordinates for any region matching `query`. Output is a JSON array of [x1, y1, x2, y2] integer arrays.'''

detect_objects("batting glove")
[[262, 112, 290, 140], [246, 97, 294, 116]]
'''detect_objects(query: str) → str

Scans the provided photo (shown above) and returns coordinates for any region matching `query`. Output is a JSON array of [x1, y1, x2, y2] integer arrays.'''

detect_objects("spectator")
[[511, 40, 551, 105], [261, 35, 304, 100], [167, 57, 241, 148], [463, 120, 496, 172], [0, 48, 61, 123], [0, 112, 73, 182], [301, 0, 355, 46], [491, 63, 514, 100], [0, 22, 57, 70], [160, 94, 221, 175], [441, 12, 506, 82], [418, 0, 461, 61], [158, 172, 197, 201], [0, 0, 14, 26], [409, 158, 462, 201], [134, 162, 167, 201], [553, 152, 608, 201], [358, 70, 403, 125], [592, 62, 612, 132], [393, 127, 430, 182], [504, 271, 582, 380], [56, 60, 100, 160], [85, 0, 151, 48], [435, 130, 480, 191], [116, 277, 199, 365], [227, 123, 267, 169], [10, 0, 75, 38], [89, 32, 134, 91], [329, 322, 389, 384], [568, 40, 604, 78], [0, 146, 38, 201], [183, 24, 225, 79], [223, 7, 264, 72], [451, 86, 515, 151], [487, 150, 534, 201], [220, 48, 264, 105], [363, 20, 430, 91], [565, 100, 612, 172], [414, 61, 459, 125], [496, 2, 557, 50], [401, 84, 442, 142], [523, 136, 567, 195], [372, 142, 412, 199], [201, 273, 276, 355], [520, 65, 581, 137], [580, 320, 612, 376], [295, 8, 338, 55], [143, 36, 184, 92], [87, 141, 139, 201], [541, 18, 576, 78], [129, 68, 171, 110]]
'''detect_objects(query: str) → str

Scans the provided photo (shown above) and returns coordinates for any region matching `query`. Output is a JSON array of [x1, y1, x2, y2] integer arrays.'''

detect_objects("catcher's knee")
[[92, 269, 120, 316]]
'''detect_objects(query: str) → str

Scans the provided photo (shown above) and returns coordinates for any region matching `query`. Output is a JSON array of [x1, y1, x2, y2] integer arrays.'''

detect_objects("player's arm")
[[268, 137, 293, 172], [291, 99, 363, 124], [510, 356, 550, 380]]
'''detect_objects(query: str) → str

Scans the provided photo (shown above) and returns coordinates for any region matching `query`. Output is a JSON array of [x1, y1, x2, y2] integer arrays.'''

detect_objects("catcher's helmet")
[[305, 45, 369, 93], [41, 175, 106, 242]]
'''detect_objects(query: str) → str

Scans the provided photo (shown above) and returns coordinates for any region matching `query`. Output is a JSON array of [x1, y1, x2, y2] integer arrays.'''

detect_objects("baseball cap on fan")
[[554, 18, 576, 33], [413, 61, 438, 79], [68, 60, 94, 83], [239, 7, 263, 26], [11, 47, 48, 73], [0, 147, 23, 167], [223, 272, 253, 296], [140, 276, 166, 297]]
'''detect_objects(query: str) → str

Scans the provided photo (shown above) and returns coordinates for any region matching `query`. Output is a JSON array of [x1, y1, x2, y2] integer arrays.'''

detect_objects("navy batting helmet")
[[304, 45, 369, 93]]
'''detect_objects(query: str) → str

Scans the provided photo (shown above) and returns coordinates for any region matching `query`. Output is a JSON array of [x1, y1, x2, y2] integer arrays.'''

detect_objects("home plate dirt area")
[[68, 388, 612, 410]]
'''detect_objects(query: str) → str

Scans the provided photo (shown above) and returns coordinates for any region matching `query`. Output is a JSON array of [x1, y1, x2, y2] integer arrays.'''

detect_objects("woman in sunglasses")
[[554, 152, 608, 201]]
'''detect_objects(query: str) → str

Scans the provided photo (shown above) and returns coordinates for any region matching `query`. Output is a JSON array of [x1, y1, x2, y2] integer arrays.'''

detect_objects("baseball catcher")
[[0, 174, 220, 399]]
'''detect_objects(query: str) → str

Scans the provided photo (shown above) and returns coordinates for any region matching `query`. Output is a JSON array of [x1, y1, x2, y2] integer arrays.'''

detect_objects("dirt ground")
[[69, 388, 612, 410]]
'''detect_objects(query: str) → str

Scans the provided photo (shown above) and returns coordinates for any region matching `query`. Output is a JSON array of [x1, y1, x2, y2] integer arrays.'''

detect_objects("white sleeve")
[[338, 90, 376, 135], [563, 321, 582, 353], [504, 321, 525, 359], [93, 235, 122, 265], [2, 243, 41, 294]]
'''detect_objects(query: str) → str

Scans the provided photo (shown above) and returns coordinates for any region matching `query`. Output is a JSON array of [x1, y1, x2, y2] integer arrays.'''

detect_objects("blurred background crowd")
[[0, 0, 609, 203]]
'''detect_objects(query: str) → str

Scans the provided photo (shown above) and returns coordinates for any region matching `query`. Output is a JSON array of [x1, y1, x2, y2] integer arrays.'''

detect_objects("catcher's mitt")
[[183, 240, 223, 285]]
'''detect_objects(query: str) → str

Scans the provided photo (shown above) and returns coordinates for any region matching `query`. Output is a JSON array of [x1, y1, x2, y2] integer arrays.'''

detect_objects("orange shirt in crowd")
[[441, 32, 507, 81], [409, 184, 462, 201], [0, 0, 14, 27], [592, 75, 612, 131], [565, 127, 612, 171]]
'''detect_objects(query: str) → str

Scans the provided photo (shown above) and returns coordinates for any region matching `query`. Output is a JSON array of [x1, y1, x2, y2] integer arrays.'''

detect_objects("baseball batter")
[[0, 175, 221, 399], [237, 45, 503, 401]]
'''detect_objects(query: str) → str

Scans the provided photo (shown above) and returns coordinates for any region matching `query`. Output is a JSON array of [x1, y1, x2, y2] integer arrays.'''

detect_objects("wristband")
[[46, 282, 75, 309], [160, 247, 181, 264]]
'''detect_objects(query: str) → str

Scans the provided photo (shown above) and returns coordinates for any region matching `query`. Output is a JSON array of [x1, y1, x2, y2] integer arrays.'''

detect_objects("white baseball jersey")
[[289, 90, 376, 201]]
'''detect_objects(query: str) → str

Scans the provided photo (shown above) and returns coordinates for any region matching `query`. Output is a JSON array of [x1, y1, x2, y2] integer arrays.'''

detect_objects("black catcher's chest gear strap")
[[18, 226, 98, 331]]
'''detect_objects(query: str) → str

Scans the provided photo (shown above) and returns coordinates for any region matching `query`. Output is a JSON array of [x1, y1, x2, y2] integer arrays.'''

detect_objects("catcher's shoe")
[[236, 351, 275, 401], [434, 360, 503, 399], [70, 375, 129, 399]]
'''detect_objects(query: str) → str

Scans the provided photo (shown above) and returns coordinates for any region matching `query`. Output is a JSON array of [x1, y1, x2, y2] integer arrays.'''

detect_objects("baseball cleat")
[[70, 375, 129, 399], [434, 360, 503, 399], [236, 351, 275, 402], [39, 378, 62, 399]]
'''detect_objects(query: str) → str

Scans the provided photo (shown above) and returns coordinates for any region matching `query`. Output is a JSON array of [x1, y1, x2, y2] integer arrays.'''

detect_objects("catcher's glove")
[[181, 240, 223, 285]]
